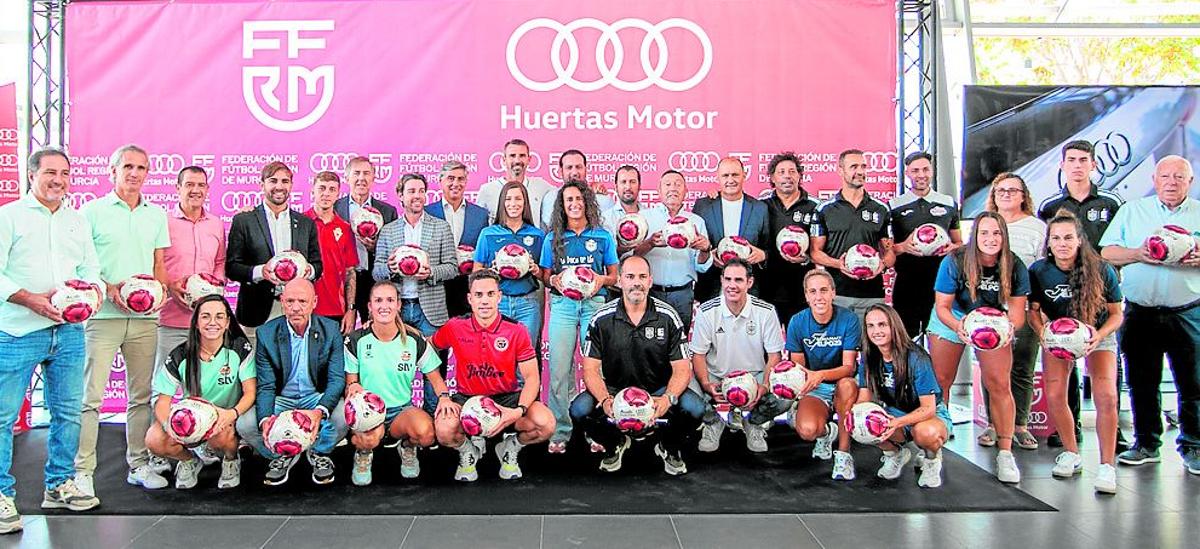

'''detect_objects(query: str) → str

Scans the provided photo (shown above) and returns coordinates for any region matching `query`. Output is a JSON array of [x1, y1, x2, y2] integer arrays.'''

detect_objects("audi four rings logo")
[[309, 152, 357, 172], [668, 151, 720, 172], [488, 151, 542, 173], [221, 191, 263, 211], [863, 151, 898, 173], [0, 180, 18, 193], [1094, 131, 1132, 178], [0, 154, 18, 168], [147, 154, 186, 176], [0, 129, 17, 141], [506, 18, 713, 92]]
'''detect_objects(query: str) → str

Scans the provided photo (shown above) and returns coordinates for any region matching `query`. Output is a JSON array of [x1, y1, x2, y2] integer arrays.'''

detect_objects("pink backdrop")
[[65, 0, 897, 412], [0, 83, 17, 207]]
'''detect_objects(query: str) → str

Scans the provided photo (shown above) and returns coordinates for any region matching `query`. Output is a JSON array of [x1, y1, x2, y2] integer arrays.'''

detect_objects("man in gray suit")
[[334, 157, 398, 324], [372, 173, 457, 336]]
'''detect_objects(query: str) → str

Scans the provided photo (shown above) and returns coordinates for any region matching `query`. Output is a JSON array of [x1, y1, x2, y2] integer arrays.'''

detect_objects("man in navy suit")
[[227, 161, 323, 349], [426, 160, 488, 318], [334, 156, 398, 324], [235, 279, 348, 486], [690, 157, 770, 302]]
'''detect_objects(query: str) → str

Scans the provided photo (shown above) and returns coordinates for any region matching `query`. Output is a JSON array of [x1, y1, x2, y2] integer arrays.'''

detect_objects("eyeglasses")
[[994, 188, 1024, 196]]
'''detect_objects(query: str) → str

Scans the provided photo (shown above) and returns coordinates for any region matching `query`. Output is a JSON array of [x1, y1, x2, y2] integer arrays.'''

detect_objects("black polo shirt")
[[812, 190, 892, 298], [762, 190, 820, 305], [583, 297, 687, 391], [889, 189, 961, 277], [1036, 184, 1123, 252]]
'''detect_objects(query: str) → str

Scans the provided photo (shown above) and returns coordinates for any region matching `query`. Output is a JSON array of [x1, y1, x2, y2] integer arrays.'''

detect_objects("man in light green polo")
[[74, 144, 172, 496]]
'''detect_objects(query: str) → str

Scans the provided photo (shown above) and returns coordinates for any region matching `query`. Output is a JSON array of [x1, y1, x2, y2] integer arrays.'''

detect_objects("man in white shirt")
[[690, 259, 788, 453], [477, 139, 556, 230], [601, 165, 648, 256], [640, 170, 712, 328]]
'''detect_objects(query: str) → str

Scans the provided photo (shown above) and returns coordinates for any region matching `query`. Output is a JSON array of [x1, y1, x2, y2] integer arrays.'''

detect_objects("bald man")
[[234, 279, 349, 486]]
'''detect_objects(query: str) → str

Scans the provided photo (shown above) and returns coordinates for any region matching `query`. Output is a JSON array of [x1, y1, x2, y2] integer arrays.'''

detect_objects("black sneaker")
[[599, 436, 631, 473], [653, 443, 688, 476], [1047, 433, 1063, 448], [307, 451, 335, 485], [264, 454, 299, 486]]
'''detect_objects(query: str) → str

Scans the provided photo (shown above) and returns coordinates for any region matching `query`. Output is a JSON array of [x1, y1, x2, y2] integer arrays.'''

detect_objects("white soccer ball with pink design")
[[388, 245, 429, 277], [776, 225, 810, 261], [265, 250, 310, 283], [181, 273, 226, 308], [493, 244, 534, 280], [351, 206, 385, 239], [662, 216, 698, 249], [616, 213, 649, 246], [842, 244, 883, 280], [909, 223, 951, 257], [51, 279, 103, 323], [119, 274, 166, 314], [559, 265, 599, 300]]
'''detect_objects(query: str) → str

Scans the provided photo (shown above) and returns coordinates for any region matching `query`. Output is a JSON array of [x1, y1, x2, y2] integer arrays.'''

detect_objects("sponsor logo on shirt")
[[978, 276, 1000, 292], [803, 332, 843, 349], [1045, 284, 1072, 300], [218, 364, 235, 386], [929, 206, 948, 217], [883, 367, 895, 389], [465, 363, 507, 379]]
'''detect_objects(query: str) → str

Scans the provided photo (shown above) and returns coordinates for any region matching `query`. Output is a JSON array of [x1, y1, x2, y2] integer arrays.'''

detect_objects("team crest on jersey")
[[930, 206, 948, 217], [1087, 210, 1098, 221], [645, 326, 656, 339], [400, 351, 412, 362], [218, 364, 234, 385], [523, 235, 536, 246], [1101, 209, 1109, 221], [861, 211, 871, 222], [793, 212, 803, 222], [585, 239, 597, 252], [219, 365, 231, 377], [746, 320, 757, 336], [493, 337, 509, 351], [333, 227, 344, 241]]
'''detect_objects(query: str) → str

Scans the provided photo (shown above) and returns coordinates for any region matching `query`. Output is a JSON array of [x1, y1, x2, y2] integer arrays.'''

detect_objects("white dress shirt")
[[252, 206, 294, 282], [721, 197, 744, 239], [442, 200, 466, 244], [401, 216, 423, 298]]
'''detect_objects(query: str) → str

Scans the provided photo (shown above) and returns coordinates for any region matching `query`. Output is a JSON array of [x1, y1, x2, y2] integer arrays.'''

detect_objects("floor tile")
[[542, 515, 679, 549], [0, 516, 47, 549], [265, 516, 412, 549], [125, 516, 286, 549], [401, 516, 539, 549], [927, 512, 1093, 549], [673, 515, 820, 549], [1067, 511, 1199, 548], [800, 513, 957, 548], [0, 515, 160, 549]]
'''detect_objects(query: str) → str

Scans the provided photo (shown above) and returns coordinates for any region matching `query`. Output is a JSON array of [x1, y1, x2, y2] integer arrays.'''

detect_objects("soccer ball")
[[961, 307, 1014, 351], [389, 244, 429, 277], [559, 265, 599, 300], [181, 273, 225, 308], [456, 245, 476, 275], [910, 223, 951, 257], [345, 390, 388, 433], [119, 274, 166, 314], [616, 213, 650, 246], [613, 387, 656, 433], [662, 216, 698, 249], [493, 244, 533, 279], [844, 401, 891, 445], [769, 360, 808, 400], [1144, 225, 1196, 263], [843, 244, 883, 280], [264, 410, 320, 457], [776, 225, 810, 261], [167, 397, 220, 447], [716, 236, 753, 263], [1042, 317, 1094, 360], [265, 250, 310, 283], [720, 370, 759, 408], [51, 279, 102, 323], [351, 206, 384, 239], [459, 395, 503, 437]]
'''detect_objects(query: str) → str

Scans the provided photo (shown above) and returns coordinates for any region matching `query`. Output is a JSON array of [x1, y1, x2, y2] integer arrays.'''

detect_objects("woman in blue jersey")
[[344, 282, 447, 486], [540, 180, 619, 453], [145, 295, 255, 490], [929, 210, 1030, 484], [1028, 212, 1124, 493], [785, 269, 862, 481], [856, 304, 952, 488], [473, 181, 546, 346]]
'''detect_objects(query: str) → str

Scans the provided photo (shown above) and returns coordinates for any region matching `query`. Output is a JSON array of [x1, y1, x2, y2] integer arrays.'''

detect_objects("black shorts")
[[451, 391, 523, 408]]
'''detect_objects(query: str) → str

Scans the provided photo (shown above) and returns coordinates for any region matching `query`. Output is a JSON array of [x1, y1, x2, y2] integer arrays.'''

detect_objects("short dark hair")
[[661, 169, 684, 180], [559, 149, 587, 167], [28, 147, 70, 173], [721, 257, 753, 278], [838, 149, 865, 165], [904, 151, 933, 166], [503, 138, 529, 152], [261, 161, 293, 181], [176, 166, 208, 186], [397, 173, 427, 193], [615, 164, 640, 182], [618, 254, 650, 274], [1061, 140, 1094, 161], [767, 152, 803, 181], [468, 269, 501, 291], [313, 171, 341, 185]]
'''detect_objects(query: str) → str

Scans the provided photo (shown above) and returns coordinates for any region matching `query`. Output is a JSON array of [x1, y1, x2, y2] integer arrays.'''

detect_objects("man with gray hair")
[[426, 159, 488, 318], [75, 144, 172, 495], [0, 148, 102, 533]]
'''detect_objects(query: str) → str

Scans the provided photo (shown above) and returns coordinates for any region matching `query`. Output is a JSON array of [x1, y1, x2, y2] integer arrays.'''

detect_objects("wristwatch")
[[666, 393, 679, 406], [517, 404, 529, 416]]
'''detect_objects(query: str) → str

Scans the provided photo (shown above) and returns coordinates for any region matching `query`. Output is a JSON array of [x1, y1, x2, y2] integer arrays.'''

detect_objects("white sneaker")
[[0, 493, 20, 534], [918, 450, 943, 488], [745, 422, 768, 453], [399, 445, 420, 479], [148, 455, 172, 475], [1094, 463, 1117, 494], [351, 450, 373, 487], [813, 421, 838, 460], [1052, 451, 1083, 478], [496, 433, 524, 480], [73, 473, 95, 498], [127, 465, 168, 490], [454, 439, 483, 482], [832, 450, 856, 480], [996, 450, 1021, 484], [698, 420, 725, 453], [217, 457, 241, 489], [173, 458, 202, 490], [877, 447, 913, 480], [193, 445, 220, 466]]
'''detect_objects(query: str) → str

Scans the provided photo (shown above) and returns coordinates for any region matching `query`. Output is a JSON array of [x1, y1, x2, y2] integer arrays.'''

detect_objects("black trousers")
[[1121, 302, 1200, 453]]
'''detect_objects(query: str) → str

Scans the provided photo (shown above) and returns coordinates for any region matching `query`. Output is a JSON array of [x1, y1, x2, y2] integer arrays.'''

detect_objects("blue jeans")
[[0, 324, 85, 497], [570, 387, 705, 453], [547, 294, 605, 442], [235, 392, 349, 459], [501, 292, 543, 349], [401, 300, 438, 337]]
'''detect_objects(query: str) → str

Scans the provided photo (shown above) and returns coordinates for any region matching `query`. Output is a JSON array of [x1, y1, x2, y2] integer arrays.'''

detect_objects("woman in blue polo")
[[856, 303, 952, 488], [539, 180, 619, 453], [1028, 212, 1124, 493], [473, 181, 546, 346], [930, 210, 1030, 484]]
